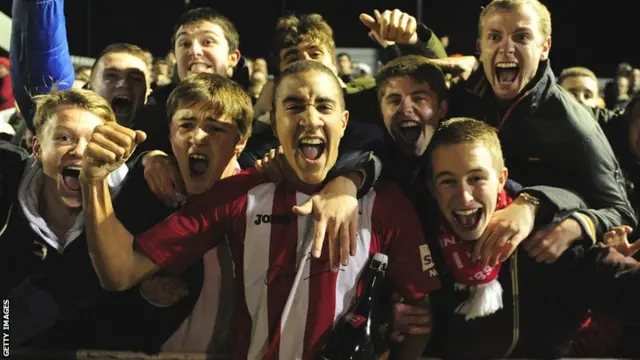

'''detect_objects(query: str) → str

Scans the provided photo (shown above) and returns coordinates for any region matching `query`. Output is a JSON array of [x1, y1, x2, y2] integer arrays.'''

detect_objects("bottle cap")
[[372, 253, 388, 265], [370, 253, 388, 272]]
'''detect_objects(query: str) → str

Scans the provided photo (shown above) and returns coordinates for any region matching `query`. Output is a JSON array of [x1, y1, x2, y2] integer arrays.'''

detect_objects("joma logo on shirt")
[[254, 213, 293, 225]]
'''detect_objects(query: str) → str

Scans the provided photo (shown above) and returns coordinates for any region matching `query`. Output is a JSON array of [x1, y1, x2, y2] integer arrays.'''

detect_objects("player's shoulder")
[[231, 167, 271, 189], [371, 179, 406, 201]]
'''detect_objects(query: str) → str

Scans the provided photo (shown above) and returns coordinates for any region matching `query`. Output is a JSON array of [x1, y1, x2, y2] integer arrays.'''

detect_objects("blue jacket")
[[10, 0, 74, 131]]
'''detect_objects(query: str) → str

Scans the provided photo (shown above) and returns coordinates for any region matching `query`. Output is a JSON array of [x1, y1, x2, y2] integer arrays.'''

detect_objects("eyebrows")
[[384, 89, 433, 99], [486, 26, 534, 35], [174, 114, 232, 127], [282, 44, 324, 59], [434, 168, 488, 181], [281, 94, 337, 106], [175, 30, 221, 40]]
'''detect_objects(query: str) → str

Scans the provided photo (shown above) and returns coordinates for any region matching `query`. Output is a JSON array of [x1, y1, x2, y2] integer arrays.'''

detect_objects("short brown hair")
[[479, 0, 552, 39], [33, 88, 116, 136], [274, 60, 344, 110], [91, 43, 151, 81], [559, 66, 598, 84], [428, 117, 504, 172], [273, 14, 336, 64], [171, 7, 240, 53], [166, 73, 253, 141], [376, 55, 449, 102]]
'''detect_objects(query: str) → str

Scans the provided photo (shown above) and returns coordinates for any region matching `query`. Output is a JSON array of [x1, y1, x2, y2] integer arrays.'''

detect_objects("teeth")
[[189, 63, 209, 72], [299, 138, 324, 145], [189, 154, 208, 161], [400, 122, 420, 128], [64, 166, 81, 171], [496, 62, 518, 69], [454, 209, 480, 216]]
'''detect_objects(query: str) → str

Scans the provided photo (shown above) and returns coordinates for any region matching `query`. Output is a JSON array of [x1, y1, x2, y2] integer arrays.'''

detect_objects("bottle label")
[[345, 313, 366, 328]]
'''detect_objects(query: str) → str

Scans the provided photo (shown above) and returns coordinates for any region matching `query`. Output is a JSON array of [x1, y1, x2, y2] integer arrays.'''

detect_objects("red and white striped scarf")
[[438, 189, 512, 320]]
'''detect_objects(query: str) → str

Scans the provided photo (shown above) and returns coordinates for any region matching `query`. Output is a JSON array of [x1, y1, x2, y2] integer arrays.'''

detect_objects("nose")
[[188, 40, 204, 57], [498, 37, 515, 55], [399, 97, 415, 115], [576, 93, 587, 105], [70, 137, 89, 157], [302, 51, 312, 61], [456, 183, 475, 205], [299, 106, 323, 129], [115, 76, 126, 88], [189, 127, 207, 145]]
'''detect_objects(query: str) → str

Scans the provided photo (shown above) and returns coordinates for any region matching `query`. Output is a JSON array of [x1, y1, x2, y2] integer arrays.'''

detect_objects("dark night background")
[[1, 0, 636, 77]]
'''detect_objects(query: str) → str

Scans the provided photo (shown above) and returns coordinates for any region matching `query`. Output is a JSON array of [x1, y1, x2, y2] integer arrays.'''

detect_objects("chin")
[[61, 196, 83, 209], [455, 229, 483, 242], [296, 169, 327, 186], [186, 179, 213, 196]]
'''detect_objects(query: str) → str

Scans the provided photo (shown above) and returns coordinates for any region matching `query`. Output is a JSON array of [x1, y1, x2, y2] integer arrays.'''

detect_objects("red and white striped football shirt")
[[136, 168, 440, 360]]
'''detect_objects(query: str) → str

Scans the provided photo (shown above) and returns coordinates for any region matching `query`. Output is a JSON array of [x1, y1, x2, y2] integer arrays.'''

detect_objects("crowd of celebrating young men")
[[3, 0, 640, 359]]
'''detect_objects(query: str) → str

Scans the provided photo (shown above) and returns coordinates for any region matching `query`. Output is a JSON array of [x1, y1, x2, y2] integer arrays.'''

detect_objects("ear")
[[437, 99, 449, 118], [476, 39, 481, 57], [144, 84, 153, 105], [340, 110, 350, 137], [540, 36, 552, 61], [228, 49, 241, 69], [497, 167, 509, 191], [234, 136, 248, 155], [32, 136, 43, 161]]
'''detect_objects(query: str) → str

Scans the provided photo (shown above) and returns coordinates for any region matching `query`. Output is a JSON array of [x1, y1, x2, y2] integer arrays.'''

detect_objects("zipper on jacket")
[[0, 203, 14, 238], [503, 250, 520, 357], [497, 90, 533, 130]]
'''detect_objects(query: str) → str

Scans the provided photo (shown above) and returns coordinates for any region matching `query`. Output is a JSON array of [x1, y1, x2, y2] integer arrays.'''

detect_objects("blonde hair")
[[33, 88, 116, 136], [479, 0, 552, 39], [429, 117, 504, 171]]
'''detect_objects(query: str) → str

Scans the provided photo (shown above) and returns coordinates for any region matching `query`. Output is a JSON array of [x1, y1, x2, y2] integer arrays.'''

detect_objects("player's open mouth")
[[452, 207, 483, 231], [398, 120, 422, 143], [297, 137, 325, 162], [188, 62, 212, 74], [111, 95, 134, 119], [495, 62, 519, 85], [61, 166, 81, 192], [188, 153, 209, 176]]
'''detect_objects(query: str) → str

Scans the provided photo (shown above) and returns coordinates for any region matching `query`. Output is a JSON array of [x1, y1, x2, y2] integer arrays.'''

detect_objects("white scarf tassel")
[[454, 279, 504, 321]]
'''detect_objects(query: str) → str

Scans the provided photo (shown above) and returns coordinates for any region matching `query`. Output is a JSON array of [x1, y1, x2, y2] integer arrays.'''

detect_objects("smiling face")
[[33, 106, 105, 208], [478, 4, 551, 100], [431, 142, 508, 241], [174, 21, 240, 80], [380, 76, 447, 157], [273, 68, 348, 185]]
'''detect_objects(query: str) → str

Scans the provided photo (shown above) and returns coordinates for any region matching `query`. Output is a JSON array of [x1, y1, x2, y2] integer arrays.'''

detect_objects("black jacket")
[[2, 145, 203, 353], [448, 60, 637, 238]]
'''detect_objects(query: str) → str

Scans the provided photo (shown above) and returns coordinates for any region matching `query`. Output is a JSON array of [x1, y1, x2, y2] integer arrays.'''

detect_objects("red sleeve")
[[136, 168, 268, 272], [372, 181, 440, 301]]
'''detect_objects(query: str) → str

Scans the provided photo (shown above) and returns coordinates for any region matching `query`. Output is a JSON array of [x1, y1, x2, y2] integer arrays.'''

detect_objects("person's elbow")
[[90, 257, 139, 292]]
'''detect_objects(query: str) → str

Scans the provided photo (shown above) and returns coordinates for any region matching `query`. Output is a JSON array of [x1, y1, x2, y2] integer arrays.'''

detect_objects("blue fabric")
[[10, 0, 75, 131]]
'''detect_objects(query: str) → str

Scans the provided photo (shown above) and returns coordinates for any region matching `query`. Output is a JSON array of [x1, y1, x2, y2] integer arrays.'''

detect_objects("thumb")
[[292, 199, 313, 216], [359, 13, 377, 30], [134, 130, 147, 145], [627, 239, 640, 256]]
